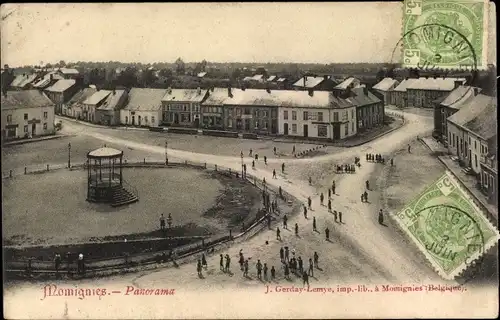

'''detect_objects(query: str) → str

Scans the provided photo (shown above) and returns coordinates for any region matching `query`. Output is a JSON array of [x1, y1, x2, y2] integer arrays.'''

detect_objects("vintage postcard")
[[1, 2, 497, 319]]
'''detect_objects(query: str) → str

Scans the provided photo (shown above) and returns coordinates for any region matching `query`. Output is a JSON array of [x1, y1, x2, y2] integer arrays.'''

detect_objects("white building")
[[1, 90, 55, 140], [372, 77, 400, 105], [120, 88, 167, 127]]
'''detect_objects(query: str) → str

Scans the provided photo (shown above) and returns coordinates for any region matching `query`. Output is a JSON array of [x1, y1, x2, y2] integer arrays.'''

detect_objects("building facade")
[[1, 90, 55, 140], [44, 79, 78, 114], [82, 90, 112, 123], [201, 88, 227, 130], [120, 88, 166, 127], [95, 89, 128, 126], [405, 78, 466, 108], [162, 88, 208, 128], [372, 78, 399, 105], [62, 88, 97, 119], [480, 136, 497, 206]]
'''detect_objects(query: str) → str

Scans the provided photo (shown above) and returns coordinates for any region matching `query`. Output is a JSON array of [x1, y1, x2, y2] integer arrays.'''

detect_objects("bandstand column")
[[109, 158, 112, 187], [99, 159, 102, 181], [120, 155, 123, 186]]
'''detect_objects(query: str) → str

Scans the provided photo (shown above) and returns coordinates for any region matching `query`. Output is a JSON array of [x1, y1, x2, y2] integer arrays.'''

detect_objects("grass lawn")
[[2, 166, 261, 246]]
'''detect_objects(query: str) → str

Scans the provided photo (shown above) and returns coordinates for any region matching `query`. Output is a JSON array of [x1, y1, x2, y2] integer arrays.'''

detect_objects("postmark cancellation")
[[402, 0, 489, 70], [393, 171, 499, 280]]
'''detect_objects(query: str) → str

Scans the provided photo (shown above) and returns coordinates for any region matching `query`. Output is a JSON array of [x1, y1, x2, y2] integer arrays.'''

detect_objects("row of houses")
[[372, 77, 467, 108], [432, 85, 497, 206]]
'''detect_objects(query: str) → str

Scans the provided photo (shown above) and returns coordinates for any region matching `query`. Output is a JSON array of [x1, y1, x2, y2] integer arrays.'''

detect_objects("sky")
[[0, 2, 496, 67]]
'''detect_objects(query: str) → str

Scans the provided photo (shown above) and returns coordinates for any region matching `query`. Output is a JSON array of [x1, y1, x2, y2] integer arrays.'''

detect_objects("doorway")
[[303, 124, 308, 138], [283, 123, 288, 135], [333, 124, 340, 140], [31, 123, 36, 136], [132, 116, 135, 125]]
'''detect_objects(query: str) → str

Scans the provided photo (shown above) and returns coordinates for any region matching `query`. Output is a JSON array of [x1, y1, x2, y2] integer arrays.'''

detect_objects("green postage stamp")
[[393, 171, 499, 280], [402, 0, 489, 69]]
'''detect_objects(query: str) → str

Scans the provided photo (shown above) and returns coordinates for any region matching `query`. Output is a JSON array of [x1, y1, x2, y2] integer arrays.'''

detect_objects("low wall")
[[202, 130, 239, 138]]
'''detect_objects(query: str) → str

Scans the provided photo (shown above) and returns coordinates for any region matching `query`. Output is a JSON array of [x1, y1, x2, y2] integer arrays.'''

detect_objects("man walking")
[[282, 163, 285, 174], [408, 144, 411, 153], [160, 214, 166, 230], [284, 246, 290, 262], [333, 210, 338, 223], [309, 176, 312, 185], [295, 223, 299, 236], [303, 205, 308, 219], [273, 146, 277, 155], [365, 180, 370, 190], [364, 191, 368, 203], [167, 213, 173, 229], [328, 188, 331, 199], [273, 169, 277, 179], [276, 227, 281, 240], [298, 256, 303, 274], [201, 253, 207, 269], [283, 215, 288, 229], [308, 258, 314, 277], [378, 209, 384, 225], [338, 211, 343, 224], [244, 259, 249, 277], [307, 196, 312, 210], [54, 253, 61, 274], [313, 252, 319, 268], [264, 156, 267, 165], [302, 271, 310, 287], [256, 260, 263, 280], [280, 247, 284, 263], [325, 227, 330, 241], [271, 266, 276, 280], [328, 199, 332, 213], [197, 259, 203, 277], [225, 254, 231, 273], [320, 192, 324, 206], [332, 184, 336, 195], [263, 263, 268, 281], [220, 254, 224, 271], [391, 158, 394, 166], [292, 145, 296, 155], [77, 253, 84, 275], [252, 160, 255, 169], [313, 217, 317, 232]]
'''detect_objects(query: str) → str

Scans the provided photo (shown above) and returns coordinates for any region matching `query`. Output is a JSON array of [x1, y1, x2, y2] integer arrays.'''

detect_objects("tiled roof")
[[33, 72, 65, 88], [45, 79, 76, 93], [334, 77, 361, 90], [98, 90, 127, 111], [372, 78, 399, 91], [58, 68, 79, 75], [346, 87, 382, 107], [162, 88, 208, 103], [448, 95, 495, 138], [202, 88, 354, 109], [393, 78, 418, 92], [11, 74, 38, 88], [123, 88, 167, 111], [439, 86, 481, 109], [292, 76, 325, 88], [462, 99, 496, 140], [1, 90, 54, 110], [84, 90, 112, 106], [67, 88, 98, 105], [406, 77, 466, 91]]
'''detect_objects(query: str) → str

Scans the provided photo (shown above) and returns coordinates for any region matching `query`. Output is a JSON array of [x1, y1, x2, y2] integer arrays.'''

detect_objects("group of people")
[[366, 153, 385, 164], [159, 213, 173, 230], [335, 163, 356, 174], [52, 252, 85, 276]]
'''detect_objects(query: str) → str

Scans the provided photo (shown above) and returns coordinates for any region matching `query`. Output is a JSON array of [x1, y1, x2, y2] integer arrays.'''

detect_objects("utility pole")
[[68, 143, 71, 168], [241, 153, 244, 179], [165, 140, 168, 165]]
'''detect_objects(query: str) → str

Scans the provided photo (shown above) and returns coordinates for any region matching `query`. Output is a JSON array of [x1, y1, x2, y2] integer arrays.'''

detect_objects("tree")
[[140, 69, 157, 87], [59, 60, 66, 68], [175, 57, 185, 75], [158, 68, 173, 78]]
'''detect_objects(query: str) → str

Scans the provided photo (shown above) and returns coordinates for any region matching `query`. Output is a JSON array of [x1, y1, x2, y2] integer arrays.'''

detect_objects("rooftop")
[[346, 87, 381, 107], [58, 68, 79, 75], [123, 88, 167, 111], [393, 78, 418, 92], [292, 76, 325, 88], [88, 147, 123, 158], [462, 99, 496, 140], [439, 86, 481, 109], [197, 72, 207, 78], [372, 78, 399, 91], [11, 74, 38, 88], [98, 90, 127, 111], [162, 88, 208, 103], [406, 77, 467, 91], [67, 88, 98, 105], [45, 79, 76, 93], [1, 90, 54, 110], [448, 94, 495, 140], [84, 90, 112, 106], [267, 75, 277, 82], [334, 77, 361, 90]]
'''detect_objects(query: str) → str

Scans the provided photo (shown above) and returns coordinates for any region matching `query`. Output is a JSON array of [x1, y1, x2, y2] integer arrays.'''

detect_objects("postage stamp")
[[402, 0, 489, 69], [393, 171, 499, 280]]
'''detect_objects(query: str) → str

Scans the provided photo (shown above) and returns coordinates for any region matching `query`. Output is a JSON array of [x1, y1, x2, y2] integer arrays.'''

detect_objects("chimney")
[[323, 75, 329, 81], [228, 87, 232, 97], [197, 87, 201, 95], [308, 89, 314, 96], [454, 80, 462, 89]]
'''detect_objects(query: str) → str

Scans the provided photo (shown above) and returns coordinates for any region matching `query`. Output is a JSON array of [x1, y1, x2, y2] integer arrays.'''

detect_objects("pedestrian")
[[263, 263, 268, 281], [256, 260, 263, 280], [303, 271, 310, 287], [239, 251, 244, 270], [273, 146, 277, 155], [308, 176, 312, 185], [255, 154, 259, 161], [54, 253, 61, 274], [263, 177, 266, 185], [364, 191, 368, 203], [77, 253, 84, 275], [391, 158, 394, 166], [366, 180, 370, 190], [197, 259, 203, 277], [240, 151, 243, 158], [332, 185, 336, 195], [284, 263, 290, 279], [327, 199, 332, 212], [284, 246, 289, 262], [295, 223, 299, 236], [220, 254, 224, 271], [160, 214, 166, 230], [332, 180, 336, 189], [338, 211, 343, 223], [320, 192, 324, 205], [313, 216, 317, 232], [281, 163, 285, 174], [66, 252, 72, 275], [325, 227, 330, 241], [314, 252, 319, 268], [252, 160, 255, 169], [273, 169, 277, 179], [328, 188, 331, 199], [307, 196, 312, 210], [280, 247, 284, 262], [267, 214, 272, 229], [276, 227, 281, 240], [333, 210, 338, 222], [303, 205, 308, 219], [283, 215, 288, 229], [201, 253, 207, 269], [243, 164, 247, 174], [167, 213, 173, 228], [361, 193, 365, 203], [244, 259, 249, 277], [366, 153, 369, 161], [249, 149, 253, 157], [308, 258, 314, 277], [271, 266, 276, 279], [378, 209, 384, 225], [279, 186, 283, 198], [264, 156, 267, 165], [292, 145, 296, 155], [408, 144, 411, 153], [225, 254, 231, 273]]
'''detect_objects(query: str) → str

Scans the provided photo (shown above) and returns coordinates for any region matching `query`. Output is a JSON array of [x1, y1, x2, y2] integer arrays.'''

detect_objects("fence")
[[4, 157, 297, 278]]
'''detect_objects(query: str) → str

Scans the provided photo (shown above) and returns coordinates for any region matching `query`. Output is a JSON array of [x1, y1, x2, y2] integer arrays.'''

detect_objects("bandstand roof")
[[88, 147, 123, 158]]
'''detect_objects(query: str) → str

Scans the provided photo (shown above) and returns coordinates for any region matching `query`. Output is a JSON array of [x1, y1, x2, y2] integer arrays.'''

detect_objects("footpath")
[[2, 134, 71, 146], [419, 136, 498, 223]]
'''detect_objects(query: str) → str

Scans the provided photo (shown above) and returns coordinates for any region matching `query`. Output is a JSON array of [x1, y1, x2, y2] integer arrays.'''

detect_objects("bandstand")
[[86, 147, 138, 206]]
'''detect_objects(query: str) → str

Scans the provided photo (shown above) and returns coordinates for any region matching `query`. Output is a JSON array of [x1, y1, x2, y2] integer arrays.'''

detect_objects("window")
[[24, 113, 28, 120], [43, 123, 47, 130], [167, 106, 171, 111], [151, 116, 155, 124], [449, 132, 451, 143], [183, 105, 188, 111], [318, 112, 323, 122], [125, 116, 128, 124], [474, 141, 477, 150], [24, 125, 28, 133], [292, 123, 297, 133], [255, 110, 259, 117], [264, 121, 268, 129], [218, 107, 222, 113], [227, 118, 233, 127], [271, 109, 277, 117], [43, 112, 48, 119], [254, 121, 259, 129], [292, 111, 297, 120], [7, 115, 12, 122], [345, 124, 349, 136], [475, 155, 478, 168], [452, 133, 455, 147], [284, 110, 289, 120], [351, 109, 354, 119], [145, 116, 148, 123], [318, 125, 327, 137], [236, 108, 242, 116], [303, 111, 308, 121], [485, 146, 488, 154], [333, 112, 339, 122], [469, 137, 471, 145], [352, 122, 354, 132]]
